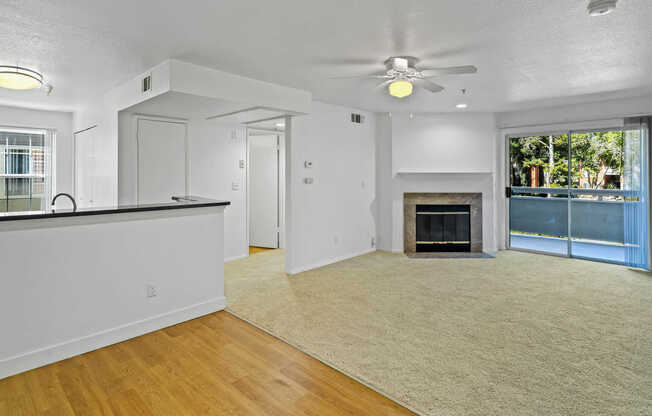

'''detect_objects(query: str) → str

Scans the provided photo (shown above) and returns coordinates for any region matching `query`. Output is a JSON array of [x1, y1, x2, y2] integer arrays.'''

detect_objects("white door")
[[137, 119, 187, 204], [249, 135, 279, 248], [75, 127, 96, 208]]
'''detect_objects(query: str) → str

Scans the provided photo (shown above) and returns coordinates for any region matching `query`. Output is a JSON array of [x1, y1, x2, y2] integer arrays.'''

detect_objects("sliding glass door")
[[508, 123, 649, 267], [509, 134, 569, 256], [569, 130, 626, 263]]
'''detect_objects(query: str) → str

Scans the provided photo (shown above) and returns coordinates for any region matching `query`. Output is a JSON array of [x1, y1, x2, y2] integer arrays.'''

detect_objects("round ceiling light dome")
[[587, 0, 618, 16], [0, 66, 43, 90], [388, 79, 413, 98]]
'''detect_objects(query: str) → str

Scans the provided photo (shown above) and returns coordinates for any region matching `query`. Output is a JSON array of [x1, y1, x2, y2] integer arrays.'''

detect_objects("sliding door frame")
[[505, 129, 569, 259], [505, 126, 625, 265]]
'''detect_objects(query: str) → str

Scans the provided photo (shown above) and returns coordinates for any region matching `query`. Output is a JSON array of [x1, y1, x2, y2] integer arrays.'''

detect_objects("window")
[[0, 129, 53, 212]]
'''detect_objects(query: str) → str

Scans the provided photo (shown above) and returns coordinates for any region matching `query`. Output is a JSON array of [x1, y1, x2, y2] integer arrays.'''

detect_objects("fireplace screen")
[[416, 204, 471, 252]]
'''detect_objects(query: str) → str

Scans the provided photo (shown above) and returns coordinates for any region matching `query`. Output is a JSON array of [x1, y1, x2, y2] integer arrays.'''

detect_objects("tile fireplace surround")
[[404, 192, 483, 258]]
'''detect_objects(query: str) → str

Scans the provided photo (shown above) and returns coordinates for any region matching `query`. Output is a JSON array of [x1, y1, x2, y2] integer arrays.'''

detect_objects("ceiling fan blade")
[[420, 65, 477, 77], [413, 79, 444, 93], [328, 73, 391, 80], [375, 79, 394, 89]]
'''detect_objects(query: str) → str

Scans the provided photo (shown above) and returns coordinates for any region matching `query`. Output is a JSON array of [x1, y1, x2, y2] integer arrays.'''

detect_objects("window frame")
[[0, 126, 55, 212]]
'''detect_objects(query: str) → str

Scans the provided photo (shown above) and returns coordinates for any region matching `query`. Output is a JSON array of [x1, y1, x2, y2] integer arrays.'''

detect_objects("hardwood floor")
[[249, 246, 277, 255], [0, 311, 414, 415]]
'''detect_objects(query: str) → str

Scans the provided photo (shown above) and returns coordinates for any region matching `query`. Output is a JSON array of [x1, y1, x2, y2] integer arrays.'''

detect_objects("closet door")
[[137, 119, 187, 205]]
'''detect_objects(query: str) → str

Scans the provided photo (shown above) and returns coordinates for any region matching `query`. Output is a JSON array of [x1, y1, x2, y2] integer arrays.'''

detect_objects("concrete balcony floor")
[[510, 233, 625, 264]]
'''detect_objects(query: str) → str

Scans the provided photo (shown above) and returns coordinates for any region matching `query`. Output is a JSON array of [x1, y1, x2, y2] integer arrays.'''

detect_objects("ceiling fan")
[[333, 56, 477, 98]]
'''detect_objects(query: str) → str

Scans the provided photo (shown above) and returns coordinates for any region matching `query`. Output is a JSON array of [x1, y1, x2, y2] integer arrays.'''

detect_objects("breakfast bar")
[[0, 196, 230, 378]]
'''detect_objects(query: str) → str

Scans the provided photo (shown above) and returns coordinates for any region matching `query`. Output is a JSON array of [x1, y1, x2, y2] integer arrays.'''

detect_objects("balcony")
[[509, 187, 630, 264]]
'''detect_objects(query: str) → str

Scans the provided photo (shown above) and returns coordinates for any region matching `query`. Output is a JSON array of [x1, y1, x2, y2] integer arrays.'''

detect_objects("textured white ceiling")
[[0, 0, 651, 113]]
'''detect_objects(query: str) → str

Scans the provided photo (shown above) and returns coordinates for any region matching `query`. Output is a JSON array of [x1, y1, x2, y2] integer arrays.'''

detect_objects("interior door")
[[75, 127, 96, 208], [137, 119, 187, 205], [249, 135, 279, 248]]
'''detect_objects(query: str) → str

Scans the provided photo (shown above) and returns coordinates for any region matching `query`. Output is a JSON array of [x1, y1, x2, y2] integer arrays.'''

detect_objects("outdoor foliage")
[[510, 131, 624, 189]]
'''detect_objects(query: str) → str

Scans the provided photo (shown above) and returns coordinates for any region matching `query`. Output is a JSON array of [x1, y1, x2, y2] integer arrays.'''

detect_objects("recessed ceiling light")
[[587, 0, 617, 16], [456, 103, 468, 109], [0, 65, 43, 90], [388, 79, 413, 98], [275, 122, 285, 128]]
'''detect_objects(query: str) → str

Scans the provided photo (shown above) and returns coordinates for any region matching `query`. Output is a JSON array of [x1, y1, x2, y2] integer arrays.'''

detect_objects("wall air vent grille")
[[142, 75, 152, 93], [351, 113, 364, 124]]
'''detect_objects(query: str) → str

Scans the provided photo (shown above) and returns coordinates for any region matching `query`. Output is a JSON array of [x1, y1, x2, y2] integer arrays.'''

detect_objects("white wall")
[[392, 113, 495, 174], [74, 59, 312, 209], [169, 60, 311, 114], [0, 105, 73, 198], [190, 119, 248, 261], [495, 94, 652, 249], [376, 112, 497, 253], [287, 101, 376, 273]]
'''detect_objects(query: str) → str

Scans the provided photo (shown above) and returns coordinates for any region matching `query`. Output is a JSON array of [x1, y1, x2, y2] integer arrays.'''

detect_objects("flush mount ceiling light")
[[587, 0, 618, 16], [275, 122, 285, 128], [388, 79, 413, 98], [0, 65, 43, 90], [456, 103, 468, 109]]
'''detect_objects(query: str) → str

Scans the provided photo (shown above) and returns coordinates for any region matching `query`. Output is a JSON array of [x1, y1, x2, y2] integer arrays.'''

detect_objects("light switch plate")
[[232, 182, 240, 190]]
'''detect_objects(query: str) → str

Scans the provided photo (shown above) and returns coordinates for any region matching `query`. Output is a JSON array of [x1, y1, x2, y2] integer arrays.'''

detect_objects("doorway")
[[247, 129, 284, 255], [507, 121, 650, 268]]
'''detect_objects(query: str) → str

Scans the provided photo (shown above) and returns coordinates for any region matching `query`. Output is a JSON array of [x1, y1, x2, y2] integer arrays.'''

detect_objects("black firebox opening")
[[415, 204, 471, 252]]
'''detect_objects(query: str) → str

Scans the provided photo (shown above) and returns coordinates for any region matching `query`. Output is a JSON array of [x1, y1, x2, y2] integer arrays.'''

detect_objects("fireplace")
[[404, 193, 483, 257], [416, 204, 471, 252]]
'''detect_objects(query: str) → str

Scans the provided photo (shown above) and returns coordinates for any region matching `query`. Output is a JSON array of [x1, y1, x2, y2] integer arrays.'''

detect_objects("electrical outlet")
[[146, 284, 157, 298], [239, 160, 246, 169], [232, 182, 240, 191]]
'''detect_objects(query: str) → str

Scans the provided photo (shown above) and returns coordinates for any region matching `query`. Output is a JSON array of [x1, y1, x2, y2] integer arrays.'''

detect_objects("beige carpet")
[[224, 250, 652, 416]]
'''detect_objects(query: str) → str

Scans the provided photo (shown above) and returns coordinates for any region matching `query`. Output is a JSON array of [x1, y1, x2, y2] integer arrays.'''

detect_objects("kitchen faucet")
[[51, 193, 77, 212]]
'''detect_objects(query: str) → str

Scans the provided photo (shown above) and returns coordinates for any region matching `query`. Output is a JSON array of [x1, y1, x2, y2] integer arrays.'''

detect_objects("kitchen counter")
[[0, 196, 230, 221], [0, 195, 229, 379]]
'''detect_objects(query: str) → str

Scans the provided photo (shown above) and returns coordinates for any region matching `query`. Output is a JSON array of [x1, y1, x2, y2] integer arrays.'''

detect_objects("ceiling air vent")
[[142, 75, 152, 93], [351, 113, 365, 124]]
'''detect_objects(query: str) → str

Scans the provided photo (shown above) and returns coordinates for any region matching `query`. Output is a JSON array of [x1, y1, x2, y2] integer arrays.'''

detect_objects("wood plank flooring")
[[249, 246, 277, 255], [0, 311, 414, 415]]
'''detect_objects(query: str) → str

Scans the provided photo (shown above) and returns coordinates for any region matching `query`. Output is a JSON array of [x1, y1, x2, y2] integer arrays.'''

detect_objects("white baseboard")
[[225, 253, 248, 263], [288, 248, 376, 274], [0, 297, 226, 380]]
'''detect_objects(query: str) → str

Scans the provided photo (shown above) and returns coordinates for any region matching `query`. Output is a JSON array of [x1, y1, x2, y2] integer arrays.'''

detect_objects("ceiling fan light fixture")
[[587, 0, 617, 16], [388, 79, 413, 98], [0, 65, 43, 90]]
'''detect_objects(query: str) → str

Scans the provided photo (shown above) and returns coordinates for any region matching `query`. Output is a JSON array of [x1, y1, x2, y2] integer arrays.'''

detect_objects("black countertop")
[[0, 196, 230, 222]]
